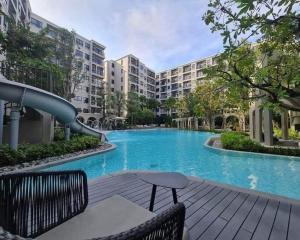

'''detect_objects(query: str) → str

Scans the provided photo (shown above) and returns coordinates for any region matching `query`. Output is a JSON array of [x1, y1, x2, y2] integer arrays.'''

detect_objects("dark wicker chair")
[[0, 171, 186, 240]]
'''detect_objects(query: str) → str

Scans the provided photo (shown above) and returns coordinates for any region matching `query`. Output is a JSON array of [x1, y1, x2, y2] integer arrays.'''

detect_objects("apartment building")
[[0, 0, 31, 30], [115, 54, 156, 99], [156, 55, 218, 115], [0, 0, 31, 61], [103, 55, 156, 117], [30, 13, 106, 126]]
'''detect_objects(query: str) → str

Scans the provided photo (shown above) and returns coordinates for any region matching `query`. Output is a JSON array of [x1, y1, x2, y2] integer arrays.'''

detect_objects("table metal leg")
[[149, 184, 157, 211], [172, 188, 178, 204]]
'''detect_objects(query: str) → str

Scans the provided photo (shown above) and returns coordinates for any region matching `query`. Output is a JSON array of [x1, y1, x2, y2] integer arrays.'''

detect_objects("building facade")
[[116, 54, 156, 99], [30, 13, 106, 127], [0, 0, 31, 31], [156, 55, 217, 115], [104, 54, 156, 117]]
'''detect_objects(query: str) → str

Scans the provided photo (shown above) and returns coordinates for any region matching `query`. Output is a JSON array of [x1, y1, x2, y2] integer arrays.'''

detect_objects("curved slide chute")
[[0, 75, 107, 141]]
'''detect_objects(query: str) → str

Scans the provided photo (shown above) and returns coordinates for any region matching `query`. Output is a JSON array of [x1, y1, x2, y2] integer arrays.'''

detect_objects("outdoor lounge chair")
[[0, 171, 188, 240]]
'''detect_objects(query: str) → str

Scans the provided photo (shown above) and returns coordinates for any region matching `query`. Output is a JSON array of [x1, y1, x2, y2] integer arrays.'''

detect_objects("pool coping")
[[10, 143, 117, 173], [204, 135, 300, 160], [101, 170, 300, 206]]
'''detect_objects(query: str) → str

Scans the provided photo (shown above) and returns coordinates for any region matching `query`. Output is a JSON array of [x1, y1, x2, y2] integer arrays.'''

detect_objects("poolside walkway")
[[88, 172, 300, 240]]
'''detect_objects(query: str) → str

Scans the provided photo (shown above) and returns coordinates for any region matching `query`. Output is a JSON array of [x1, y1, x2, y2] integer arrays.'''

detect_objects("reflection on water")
[[248, 174, 258, 189]]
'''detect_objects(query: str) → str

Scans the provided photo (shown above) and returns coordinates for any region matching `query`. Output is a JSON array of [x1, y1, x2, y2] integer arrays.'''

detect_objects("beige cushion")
[[37, 195, 156, 240], [37, 195, 189, 240]]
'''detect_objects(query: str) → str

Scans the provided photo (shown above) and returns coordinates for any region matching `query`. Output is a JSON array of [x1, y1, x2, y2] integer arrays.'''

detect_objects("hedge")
[[0, 135, 101, 167], [220, 132, 300, 157]]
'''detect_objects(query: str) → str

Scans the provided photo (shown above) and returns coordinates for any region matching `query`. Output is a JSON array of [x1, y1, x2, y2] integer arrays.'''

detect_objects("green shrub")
[[0, 135, 101, 167], [54, 128, 65, 141], [220, 132, 300, 157]]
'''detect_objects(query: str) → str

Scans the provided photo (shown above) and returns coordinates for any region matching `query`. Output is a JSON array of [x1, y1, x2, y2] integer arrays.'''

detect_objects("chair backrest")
[[98, 202, 186, 240], [0, 170, 88, 238]]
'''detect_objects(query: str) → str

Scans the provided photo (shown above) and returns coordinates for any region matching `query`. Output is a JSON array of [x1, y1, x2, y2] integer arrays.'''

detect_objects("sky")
[[29, 0, 224, 71]]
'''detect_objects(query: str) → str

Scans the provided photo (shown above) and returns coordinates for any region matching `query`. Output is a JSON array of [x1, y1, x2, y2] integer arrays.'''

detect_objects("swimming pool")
[[45, 129, 300, 200]]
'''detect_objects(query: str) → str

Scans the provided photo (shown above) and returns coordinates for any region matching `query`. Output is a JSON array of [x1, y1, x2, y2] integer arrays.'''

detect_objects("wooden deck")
[[88, 172, 300, 240]]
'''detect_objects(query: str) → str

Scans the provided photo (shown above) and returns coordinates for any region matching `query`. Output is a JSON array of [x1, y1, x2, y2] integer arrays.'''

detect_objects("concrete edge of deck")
[[204, 135, 300, 160], [92, 170, 300, 206], [10, 143, 117, 173]]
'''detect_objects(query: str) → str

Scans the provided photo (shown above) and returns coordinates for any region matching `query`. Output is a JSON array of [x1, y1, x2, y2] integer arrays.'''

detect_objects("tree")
[[163, 97, 176, 116], [194, 82, 224, 130], [51, 28, 87, 101], [126, 92, 140, 124], [0, 20, 64, 86], [203, 0, 300, 111], [111, 90, 126, 117], [183, 93, 199, 117], [175, 97, 188, 118], [146, 99, 160, 112]]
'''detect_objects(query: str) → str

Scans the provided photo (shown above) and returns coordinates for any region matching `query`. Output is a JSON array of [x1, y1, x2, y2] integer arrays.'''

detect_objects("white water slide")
[[0, 75, 107, 141]]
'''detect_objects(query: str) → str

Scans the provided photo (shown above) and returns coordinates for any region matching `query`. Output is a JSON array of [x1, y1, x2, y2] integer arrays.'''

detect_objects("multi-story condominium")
[[30, 13, 106, 126], [103, 60, 126, 116], [103, 55, 156, 117], [0, 0, 31, 31], [156, 55, 218, 115], [115, 54, 156, 100]]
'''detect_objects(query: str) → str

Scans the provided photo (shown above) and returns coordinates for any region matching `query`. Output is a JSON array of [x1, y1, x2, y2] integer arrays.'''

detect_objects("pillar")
[[9, 107, 20, 150], [0, 100, 4, 144], [249, 109, 255, 139], [64, 124, 70, 141], [281, 110, 288, 140], [255, 108, 263, 142], [194, 117, 198, 130], [263, 108, 273, 146]]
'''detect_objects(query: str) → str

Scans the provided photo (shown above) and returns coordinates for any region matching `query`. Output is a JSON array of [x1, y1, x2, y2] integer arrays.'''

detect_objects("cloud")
[[29, 0, 223, 71]]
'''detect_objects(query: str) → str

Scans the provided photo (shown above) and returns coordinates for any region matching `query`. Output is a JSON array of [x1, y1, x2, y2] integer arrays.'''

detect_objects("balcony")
[[183, 65, 191, 73], [171, 69, 178, 76], [183, 73, 191, 81]]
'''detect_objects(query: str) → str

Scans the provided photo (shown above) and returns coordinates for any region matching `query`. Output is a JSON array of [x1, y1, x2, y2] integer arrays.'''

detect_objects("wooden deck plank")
[[87, 173, 300, 240], [189, 190, 237, 239], [238, 196, 268, 234], [287, 204, 300, 240], [215, 195, 258, 240], [269, 201, 290, 240], [251, 199, 279, 240]]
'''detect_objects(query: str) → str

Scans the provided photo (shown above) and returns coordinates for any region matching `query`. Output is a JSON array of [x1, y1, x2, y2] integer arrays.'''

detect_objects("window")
[[83, 108, 89, 113], [31, 18, 42, 28], [111, 79, 114, 84], [85, 43, 90, 49], [86, 87, 89, 93], [85, 65, 90, 71], [74, 96, 82, 101], [112, 63, 115, 68], [76, 38, 84, 46], [111, 71, 114, 76], [92, 64, 96, 73], [85, 54, 90, 60], [111, 88, 114, 92], [121, 77, 123, 82], [92, 54, 103, 65], [75, 50, 83, 58], [97, 66, 103, 75], [121, 86, 123, 91], [84, 98, 89, 103], [92, 44, 104, 55]]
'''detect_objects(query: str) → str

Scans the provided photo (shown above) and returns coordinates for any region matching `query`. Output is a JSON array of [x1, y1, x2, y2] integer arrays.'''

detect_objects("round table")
[[139, 172, 189, 212]]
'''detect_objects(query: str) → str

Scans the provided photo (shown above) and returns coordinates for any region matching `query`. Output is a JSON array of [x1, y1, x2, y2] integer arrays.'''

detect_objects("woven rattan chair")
[[0, 171, 187, 240]]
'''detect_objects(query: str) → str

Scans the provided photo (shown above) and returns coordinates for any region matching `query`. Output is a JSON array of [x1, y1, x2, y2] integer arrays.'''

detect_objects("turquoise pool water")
[[46, 129, 300, 200]]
